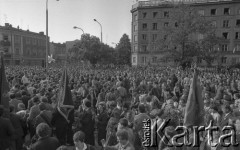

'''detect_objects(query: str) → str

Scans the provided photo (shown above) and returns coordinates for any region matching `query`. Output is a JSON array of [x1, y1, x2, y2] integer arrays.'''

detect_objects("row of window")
[[133, 56, 239, 64], [133, 19, 240, 32], [132, 44, 240, 53], [23, 49, 45, 56], [134, 8, 240, 21]]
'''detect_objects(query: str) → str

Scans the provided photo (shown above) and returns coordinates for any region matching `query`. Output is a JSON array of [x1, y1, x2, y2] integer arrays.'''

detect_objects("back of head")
[[119, 118, 128, 127], [138, 104, 146, 113], [73, 131, 85, 143], [36, 123, 51, 138], [116, 129, 129, 141]]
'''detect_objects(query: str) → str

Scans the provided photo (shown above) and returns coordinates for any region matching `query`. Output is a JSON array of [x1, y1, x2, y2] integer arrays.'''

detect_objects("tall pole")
[[46, 0, 49, 70], [94, 19, 102, 43]]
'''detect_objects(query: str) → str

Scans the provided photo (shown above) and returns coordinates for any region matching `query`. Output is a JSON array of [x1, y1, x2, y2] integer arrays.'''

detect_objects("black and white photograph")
[[1, 0, 240, 150]]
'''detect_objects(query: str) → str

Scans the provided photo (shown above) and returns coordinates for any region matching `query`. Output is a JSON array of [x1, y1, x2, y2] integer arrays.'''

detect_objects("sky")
[[0, 0, 138, 47]]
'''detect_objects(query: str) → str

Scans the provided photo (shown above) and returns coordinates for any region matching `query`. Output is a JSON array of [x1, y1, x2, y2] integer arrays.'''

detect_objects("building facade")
[[131, 0, 240, 66], [0, 23, 48, 66], [50, 42, 66, 62]]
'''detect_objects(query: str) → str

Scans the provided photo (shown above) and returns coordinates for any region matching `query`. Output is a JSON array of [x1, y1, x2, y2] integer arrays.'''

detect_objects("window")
[[223, 20, 229, 28], [14, 35, 21, 44], [222, 44, 228, 51], [142, 34, 147, 40], [153, 12, 158, 18], [33, 39, 37, 45], [224, 8, 230, 15], [211, 9, 216, 15], [164, 22, 169, 27], [198, 10, 205, 16], [152, 34, 157, 42], [236, 32, 240, 39], [133, 46, 138, 52], [134, 35, 137, 42], [132, 57, 136, 63], [212, 21, 217, 27], [152, 57, 157, 63], [222, 32, 228, 39], [164, 11, 169, 18], [143, 12, 147, 18], [142, 23, 147, 30], [134, 25, 137, 31], [152, 23, 157, 30], [236, 20, 240, 27], [163, 35, 167, 40], [15, 48, 20, 55], [221, 57, 227, 64], [26, 37, 30, 44], [142, 45, 147, 52], [141, 57, 146, 63], [3, 35, 8, 41], [134, 14, 138, 21]]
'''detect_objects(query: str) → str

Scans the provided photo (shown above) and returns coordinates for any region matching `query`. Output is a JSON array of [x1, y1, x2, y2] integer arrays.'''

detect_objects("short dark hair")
[[138, 104, 146, 113], [36, 123, 51, 138], [33, 96, 40, 103], [73, 131, 85, 142], [10, 93, 15, 99], [116, 129, 129, 141], [119, 118, 128, 127]]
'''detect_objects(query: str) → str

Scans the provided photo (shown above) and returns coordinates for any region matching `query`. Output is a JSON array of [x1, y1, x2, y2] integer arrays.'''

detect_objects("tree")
[[68, 34, 116, 65], [115, 34, 131, 65], [157, 3, 221, 66]]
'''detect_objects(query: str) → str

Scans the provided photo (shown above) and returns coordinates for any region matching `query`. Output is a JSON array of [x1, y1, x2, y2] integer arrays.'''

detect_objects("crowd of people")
[[1, 62, 240, 150]]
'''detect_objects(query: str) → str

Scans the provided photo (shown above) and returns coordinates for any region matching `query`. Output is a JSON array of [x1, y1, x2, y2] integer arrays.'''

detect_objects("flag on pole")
[[184, 69, 204, 127], [57, 69, 74, 123], [0, 54, 10, 109]]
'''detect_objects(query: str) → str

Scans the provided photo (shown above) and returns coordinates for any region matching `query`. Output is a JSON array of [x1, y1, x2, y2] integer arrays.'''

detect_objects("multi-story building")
[[0, 23, 49, 66], [50, 42, 66, 62], [131, 0, 240, 66]]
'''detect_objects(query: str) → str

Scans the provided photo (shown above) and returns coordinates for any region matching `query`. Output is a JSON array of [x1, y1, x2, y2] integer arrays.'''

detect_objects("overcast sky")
[[0, 0, 137, 47]]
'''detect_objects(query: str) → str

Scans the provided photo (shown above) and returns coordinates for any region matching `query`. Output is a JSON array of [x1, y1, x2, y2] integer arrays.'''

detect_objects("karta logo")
[[142, 119, 239, 148]]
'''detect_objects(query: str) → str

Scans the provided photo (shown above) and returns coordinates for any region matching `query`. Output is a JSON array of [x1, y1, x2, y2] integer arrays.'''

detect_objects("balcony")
[[132, 0, 233, 10]]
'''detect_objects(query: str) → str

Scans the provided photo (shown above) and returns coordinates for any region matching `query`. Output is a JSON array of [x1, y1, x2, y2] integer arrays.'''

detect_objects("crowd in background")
[[1, 62, 240, 150]]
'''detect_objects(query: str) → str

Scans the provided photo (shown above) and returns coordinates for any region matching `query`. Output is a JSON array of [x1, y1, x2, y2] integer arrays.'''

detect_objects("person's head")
[[73, 131, 85, 147], [40, 97, 48, 103], [138, 104, 146, 113], [33, 96, 40, 105], [39, 102, 47, 111], [10, 93, 15, 99], [18, 103, 25, 111], [82, 99, 91, 109], [166, 99, 174, 108], [98, 102, 106, 113], [122, 102, 130, 111], [36, 123, 51, 138], [118, 118, 128, 131], [221, 105, 231, 114], [116, 129, 129, 146]]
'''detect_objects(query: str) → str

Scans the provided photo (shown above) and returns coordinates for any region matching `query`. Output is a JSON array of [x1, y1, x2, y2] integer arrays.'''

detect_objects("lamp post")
[[46, 0, 59, 70], [93, 19, 102, 43], [73, 26, 85, 36]]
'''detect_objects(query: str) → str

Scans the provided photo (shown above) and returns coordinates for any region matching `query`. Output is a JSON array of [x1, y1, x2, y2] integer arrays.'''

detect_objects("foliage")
[[157, 3, 220, 66], [115, 34, 131, 65]]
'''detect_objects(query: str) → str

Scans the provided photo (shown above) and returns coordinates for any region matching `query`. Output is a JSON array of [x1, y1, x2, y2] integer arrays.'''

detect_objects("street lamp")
[[93, 19, 102, 43], [73, 26, 85, 35], [46, 0, 59, 70]]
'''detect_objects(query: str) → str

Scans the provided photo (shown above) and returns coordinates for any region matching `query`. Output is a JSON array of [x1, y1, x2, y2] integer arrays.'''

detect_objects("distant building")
[[131, 0, 240, 66], [50, 42, 66, 63], [0, 23, 49, 66]]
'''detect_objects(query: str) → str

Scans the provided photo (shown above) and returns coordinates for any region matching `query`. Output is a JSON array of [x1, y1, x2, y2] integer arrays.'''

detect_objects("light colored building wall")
[[131, 0, 240, 66]]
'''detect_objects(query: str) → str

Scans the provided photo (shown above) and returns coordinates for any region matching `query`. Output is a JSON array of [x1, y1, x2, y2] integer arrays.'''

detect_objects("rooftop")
[[0, 23, 46, 36], [132, 0, 235, 10]]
